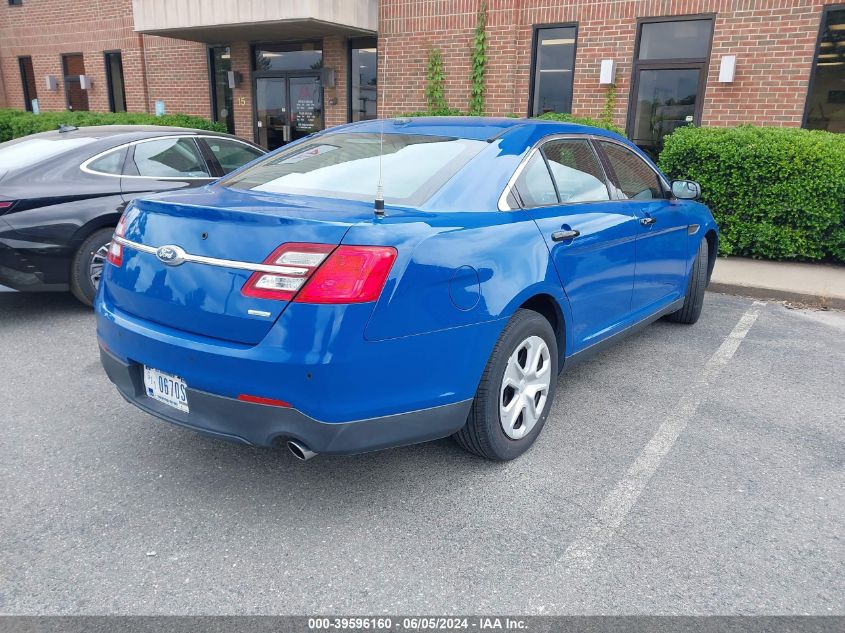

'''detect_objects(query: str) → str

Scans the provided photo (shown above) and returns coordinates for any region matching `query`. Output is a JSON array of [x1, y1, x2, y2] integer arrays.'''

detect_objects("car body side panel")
[[628, 197, 689, 315], [528, 202, 640, 353], [354, 210, 568, 343]]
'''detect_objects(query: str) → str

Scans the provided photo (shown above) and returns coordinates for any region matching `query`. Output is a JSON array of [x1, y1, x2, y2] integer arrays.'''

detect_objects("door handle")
[[551, 229, 580, 242], [640, 216, 657, 226], [282, 125, 292, 143]]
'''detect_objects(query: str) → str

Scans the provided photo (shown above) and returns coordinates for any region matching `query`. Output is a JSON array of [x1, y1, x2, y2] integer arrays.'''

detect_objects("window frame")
[[61, 52, 89, 112], [207, 45, 235, 134], [541, 137, 614, 204], [802, 3, 845, 130], [103, 50, 126, 113], [527, 22, 579, 117], [199, 136, 265, 176], [18, 56, 37, 112], [625, 14, 715, 145], [499, 134, 670, 211], [79, 135, 260, 179], [347, 36, 378, 123], [594, 138, 669, 201]]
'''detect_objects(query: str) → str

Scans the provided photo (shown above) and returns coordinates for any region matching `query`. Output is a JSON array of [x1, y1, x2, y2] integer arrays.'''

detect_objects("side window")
[[513, 152, 558, 207], [205, 138, 263, 174], [86, 147, 127, 175], [131, 138, 210, 178], [541, 139, 610, 203], [598, 141, 663, 200]]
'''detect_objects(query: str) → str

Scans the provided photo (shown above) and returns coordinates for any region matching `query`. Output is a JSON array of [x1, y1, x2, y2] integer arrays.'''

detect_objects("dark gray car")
[[0, 125, 264, 305]]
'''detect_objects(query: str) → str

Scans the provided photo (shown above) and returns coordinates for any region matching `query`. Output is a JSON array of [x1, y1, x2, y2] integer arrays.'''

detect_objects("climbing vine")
[[601, 84, 617, 128], [424, 48, 448, 113], [468, 2, 488, 116]]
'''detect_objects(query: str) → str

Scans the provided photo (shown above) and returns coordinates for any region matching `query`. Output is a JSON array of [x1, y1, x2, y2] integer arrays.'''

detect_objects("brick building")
[[0, 0, 842, 153]]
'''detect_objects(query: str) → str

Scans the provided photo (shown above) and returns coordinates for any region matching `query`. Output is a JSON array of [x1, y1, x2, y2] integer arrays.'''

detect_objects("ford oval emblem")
[[156, 245, 186, 266]]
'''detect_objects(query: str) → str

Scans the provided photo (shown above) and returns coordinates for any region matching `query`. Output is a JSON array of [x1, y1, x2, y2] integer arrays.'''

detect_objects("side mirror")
[[671, 179, 701, 200]]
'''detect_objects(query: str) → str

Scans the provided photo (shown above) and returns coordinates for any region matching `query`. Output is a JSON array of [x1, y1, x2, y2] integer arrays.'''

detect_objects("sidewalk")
[[710, 257, 845, 309]]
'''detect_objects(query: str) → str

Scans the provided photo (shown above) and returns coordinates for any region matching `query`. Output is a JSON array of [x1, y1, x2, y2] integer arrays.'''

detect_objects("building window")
[[628, 16, 713, 156], [349, 38, 377, 122], [61, 53, 89, 111], [209, 46, 235, 134], [529, 25, 578, 116], [9, 0, 23, 6], [254, 42, 322, 72], [805, 4, 845, 132], [104, 51, 126, 112], [18, 57, 37, 112]]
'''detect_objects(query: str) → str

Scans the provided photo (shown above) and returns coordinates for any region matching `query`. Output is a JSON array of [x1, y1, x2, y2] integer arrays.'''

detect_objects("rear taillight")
[[295, 246, 397, 304], [241, 243, 397, 304], [242, 243, 335, 301], [107, 213, 129, 267], [0, 201, 15, 214]]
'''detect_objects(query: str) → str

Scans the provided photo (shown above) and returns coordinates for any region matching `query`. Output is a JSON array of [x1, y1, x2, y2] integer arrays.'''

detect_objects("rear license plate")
[[143, 366, 189, 413]]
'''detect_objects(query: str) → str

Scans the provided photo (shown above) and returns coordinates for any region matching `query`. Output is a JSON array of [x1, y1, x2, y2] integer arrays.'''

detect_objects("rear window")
[[222, 133, 486, 206], [0, 137, 97, 171]]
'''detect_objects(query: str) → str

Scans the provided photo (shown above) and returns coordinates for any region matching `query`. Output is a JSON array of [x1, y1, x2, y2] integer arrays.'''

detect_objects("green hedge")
[[659, 126, 845, 262], [397, 108, 467, 118], [394, 110, 625, 136], [534, 111, 625, 136], [0, 109, 226, 143]]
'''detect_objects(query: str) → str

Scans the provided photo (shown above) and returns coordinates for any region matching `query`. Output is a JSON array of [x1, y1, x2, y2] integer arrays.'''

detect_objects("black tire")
[[667, 237, 708, 324], [454, 308, 559, 461], [70, 227, 114, 307]]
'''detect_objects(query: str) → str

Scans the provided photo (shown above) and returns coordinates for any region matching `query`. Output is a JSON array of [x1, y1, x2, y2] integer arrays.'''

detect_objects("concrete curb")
[[708, 282, 845, 310]]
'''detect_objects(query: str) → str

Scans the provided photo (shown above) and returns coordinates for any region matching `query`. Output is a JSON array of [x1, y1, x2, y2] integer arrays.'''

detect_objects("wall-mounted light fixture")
[[718, 55, 737, 83], [45, 75, 58, 90], [79, 75, 92, 90], [599, 59, 617, 86]]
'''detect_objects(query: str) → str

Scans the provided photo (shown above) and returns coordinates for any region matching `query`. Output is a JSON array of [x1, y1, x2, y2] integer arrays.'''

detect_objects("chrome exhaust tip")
[[287, 440, 317, 461]]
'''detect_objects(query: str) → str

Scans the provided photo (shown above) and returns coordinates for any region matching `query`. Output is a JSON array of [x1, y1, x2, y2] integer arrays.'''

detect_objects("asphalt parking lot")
[[1, 290, 843, 615]]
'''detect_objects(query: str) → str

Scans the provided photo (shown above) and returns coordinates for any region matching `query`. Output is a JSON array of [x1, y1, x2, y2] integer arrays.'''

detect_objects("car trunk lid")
[[104, 187, 373, 344]]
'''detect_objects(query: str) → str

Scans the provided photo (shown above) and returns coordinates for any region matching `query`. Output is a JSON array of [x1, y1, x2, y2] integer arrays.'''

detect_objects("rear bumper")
[[100, 348, 472, 454]]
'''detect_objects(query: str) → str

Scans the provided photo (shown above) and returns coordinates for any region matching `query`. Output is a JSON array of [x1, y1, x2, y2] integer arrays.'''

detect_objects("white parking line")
[[560, 301, 766, 572]]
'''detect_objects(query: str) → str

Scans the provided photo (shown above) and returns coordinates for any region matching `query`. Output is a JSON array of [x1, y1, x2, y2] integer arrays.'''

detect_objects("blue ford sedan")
[[96, 117, 718, 461]]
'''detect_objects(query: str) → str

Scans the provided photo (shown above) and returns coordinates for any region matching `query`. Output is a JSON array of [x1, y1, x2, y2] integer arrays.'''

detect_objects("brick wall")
[[141, 34, 209, 116], [379, 0, 837, 129], [324, 35, 350, 128], [0, 0, 209, 118]]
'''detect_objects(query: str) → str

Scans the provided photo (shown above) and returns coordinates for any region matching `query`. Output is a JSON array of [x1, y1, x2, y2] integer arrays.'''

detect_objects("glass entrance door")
[[255, 74, 323, 151], [289, 76, 323, 143]]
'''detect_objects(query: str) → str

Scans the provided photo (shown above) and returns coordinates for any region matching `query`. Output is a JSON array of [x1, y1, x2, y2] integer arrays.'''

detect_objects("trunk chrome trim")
[[112, 236, 311, 276]]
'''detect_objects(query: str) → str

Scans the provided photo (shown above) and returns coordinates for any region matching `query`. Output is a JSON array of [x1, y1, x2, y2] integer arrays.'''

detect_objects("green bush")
[[394, 110, 625, 137], [659, 125, 845, 262], [0, 109, 226, 143], [534, 111, 625, 136], [397, 108, 466, 118]]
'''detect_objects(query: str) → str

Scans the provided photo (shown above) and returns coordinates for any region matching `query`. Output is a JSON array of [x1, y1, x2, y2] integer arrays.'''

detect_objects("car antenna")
[[374, 46, 387, 218]]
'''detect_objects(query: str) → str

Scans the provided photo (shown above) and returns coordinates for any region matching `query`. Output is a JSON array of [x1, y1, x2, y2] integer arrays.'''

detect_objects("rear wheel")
[[70, 227, 114, 307], [667, 237, 708, 324], [454, 309, 558, 461]]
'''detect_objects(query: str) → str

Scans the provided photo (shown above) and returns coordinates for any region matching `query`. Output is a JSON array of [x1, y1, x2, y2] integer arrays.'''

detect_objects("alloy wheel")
[[89, 242, 110, 288]]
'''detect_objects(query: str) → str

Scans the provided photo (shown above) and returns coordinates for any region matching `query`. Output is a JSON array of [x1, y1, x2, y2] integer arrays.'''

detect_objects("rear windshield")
[[222, 133, 486, 206], [0, 136, 97, 171]]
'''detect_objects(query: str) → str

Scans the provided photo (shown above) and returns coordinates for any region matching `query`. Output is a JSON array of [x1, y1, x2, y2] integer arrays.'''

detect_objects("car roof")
[[331, 116, 626, 142], [11, 125, 245, 144]]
